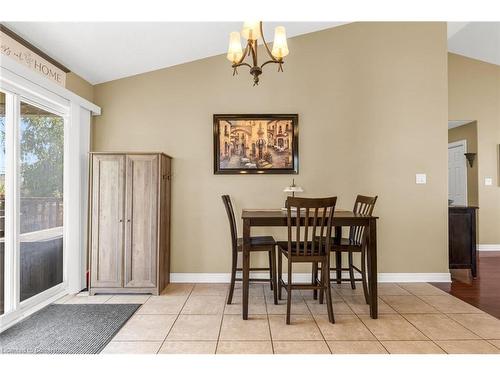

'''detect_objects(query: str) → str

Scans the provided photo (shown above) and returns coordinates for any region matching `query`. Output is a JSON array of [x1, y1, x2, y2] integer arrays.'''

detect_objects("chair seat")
[[313, 237, 362, 251], [237, 236, 276, 251], [332, 237, 362, 251], [276, 241, 328, 257]]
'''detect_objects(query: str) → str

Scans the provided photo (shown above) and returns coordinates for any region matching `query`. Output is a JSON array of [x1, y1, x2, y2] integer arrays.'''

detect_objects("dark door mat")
[[0, 303, 140, 354]]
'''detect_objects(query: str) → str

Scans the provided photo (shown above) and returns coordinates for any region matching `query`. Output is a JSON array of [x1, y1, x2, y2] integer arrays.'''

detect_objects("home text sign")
[[0, 30, 66, 87]]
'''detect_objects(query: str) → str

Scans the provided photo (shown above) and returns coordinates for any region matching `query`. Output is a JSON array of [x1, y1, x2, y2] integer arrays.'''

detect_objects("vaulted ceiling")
[[2, 22, 346, 84], [447, 22, 500, 66]]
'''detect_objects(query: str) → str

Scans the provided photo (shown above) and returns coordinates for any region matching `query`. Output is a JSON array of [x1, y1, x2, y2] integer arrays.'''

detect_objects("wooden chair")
[[318, 195, 377, 304], [222, 195, 278, 305], [277, 196, 337, 324]]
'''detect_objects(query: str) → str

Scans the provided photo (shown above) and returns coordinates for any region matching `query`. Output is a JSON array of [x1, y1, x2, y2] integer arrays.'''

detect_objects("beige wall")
[[448, 53, 500, 245], [65, 72, 94, 102], [448, 121, 479, 206], [93, 22, 449, 274]]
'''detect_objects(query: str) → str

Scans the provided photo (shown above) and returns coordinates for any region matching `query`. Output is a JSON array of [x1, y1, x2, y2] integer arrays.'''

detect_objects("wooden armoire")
[[89, 152, 171, 295]]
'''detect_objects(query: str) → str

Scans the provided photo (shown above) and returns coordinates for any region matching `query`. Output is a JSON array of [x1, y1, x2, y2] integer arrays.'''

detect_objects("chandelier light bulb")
[[272, 26, 289, 59], [226, 31, 243, 63], [241, 21, 261, 41]]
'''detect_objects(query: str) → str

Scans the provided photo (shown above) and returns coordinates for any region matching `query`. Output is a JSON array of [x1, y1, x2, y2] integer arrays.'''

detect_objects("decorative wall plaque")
[[1, 30, 66, 87]]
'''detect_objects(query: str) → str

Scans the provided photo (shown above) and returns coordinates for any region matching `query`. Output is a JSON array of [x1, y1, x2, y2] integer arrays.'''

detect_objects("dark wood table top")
[[242, 208, 378, 220]]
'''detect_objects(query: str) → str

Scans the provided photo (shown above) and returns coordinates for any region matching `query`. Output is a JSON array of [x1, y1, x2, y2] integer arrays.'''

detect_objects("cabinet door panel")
[[124, 155, 158, 288], [91, 155, 125, 288]]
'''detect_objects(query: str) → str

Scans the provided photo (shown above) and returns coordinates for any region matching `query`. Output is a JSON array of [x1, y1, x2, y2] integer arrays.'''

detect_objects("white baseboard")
[[377, 273, 451, 282], [477, 244, 500, 252], [170, 272, 451, 283]]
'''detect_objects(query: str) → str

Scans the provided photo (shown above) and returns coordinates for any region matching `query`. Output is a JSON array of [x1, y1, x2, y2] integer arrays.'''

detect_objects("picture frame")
[[213, 114, 299, 174]]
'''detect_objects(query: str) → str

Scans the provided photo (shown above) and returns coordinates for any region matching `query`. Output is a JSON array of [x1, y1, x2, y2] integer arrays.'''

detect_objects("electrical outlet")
[[485, 177, 493, 186], [416, 173, 427, 184]]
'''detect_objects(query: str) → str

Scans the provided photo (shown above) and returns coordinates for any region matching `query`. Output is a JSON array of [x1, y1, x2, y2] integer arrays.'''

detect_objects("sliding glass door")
[[0, 88, 66, 325], [19, 101, 64, 301]]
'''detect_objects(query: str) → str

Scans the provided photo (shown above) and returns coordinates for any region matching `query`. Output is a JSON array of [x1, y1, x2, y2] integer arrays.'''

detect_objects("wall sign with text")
[[1, 30, 66, 87]]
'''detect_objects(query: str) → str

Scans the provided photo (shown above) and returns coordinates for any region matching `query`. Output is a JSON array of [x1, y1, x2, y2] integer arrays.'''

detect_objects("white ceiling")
[[447, 22, 500, 66], [3, 22, 346, 84], [448, 120, 475, 129], [3, 22, 499, 85]]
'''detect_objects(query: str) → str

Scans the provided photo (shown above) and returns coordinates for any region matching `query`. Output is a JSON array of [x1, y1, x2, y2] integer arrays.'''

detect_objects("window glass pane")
[[0, 92, 5, 314], [20, 102, 64, 301]]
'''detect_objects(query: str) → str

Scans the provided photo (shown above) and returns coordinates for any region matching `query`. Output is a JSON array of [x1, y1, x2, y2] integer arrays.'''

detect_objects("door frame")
[[448, 139, 468, 206], [0, 59, 100, 332]]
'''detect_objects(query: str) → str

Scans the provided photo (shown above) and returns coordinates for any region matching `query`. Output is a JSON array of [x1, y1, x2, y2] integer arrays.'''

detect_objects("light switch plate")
[[416, 173, 427, 184], [485, 177, 493, 186]]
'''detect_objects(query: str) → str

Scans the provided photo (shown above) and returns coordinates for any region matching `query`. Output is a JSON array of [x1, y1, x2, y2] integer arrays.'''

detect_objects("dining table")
[[240, 208, 379, 320]]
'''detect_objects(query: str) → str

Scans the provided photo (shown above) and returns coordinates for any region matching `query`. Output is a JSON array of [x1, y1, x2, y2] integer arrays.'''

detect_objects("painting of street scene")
[[214, 115, 298, 174]]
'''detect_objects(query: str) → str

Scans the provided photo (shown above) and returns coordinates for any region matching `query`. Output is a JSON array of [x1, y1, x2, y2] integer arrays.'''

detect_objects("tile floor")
[[55, 282, 500, 354]]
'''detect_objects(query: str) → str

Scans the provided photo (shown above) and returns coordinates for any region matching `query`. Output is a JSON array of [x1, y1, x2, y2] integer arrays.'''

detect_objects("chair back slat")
[[349, 195, 378, 245], [286, 197, 337, 257], [221, 195, 238, 255], [319, 206, 327, 251], [311, 208, 319, 254], [303, 208, 309, 256], [295, 204, 301, 254]]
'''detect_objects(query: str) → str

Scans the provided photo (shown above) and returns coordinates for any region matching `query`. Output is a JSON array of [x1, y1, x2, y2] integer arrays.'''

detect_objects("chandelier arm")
[[249, 40, 258, 68], [261, 59, 283, 69], [232, 62, 253, 70], [234, 43, 250, 66], [259, 21, 279, 62]]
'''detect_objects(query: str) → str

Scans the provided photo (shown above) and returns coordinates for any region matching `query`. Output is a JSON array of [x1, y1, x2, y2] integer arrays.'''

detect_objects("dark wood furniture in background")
[[277, 197, 337, 324], [222, 195, 278, 305], [449, 206, 479, 278], [320, 195, 378, 304], [89, 152, 171, 295], [241, 208, 379, 320]]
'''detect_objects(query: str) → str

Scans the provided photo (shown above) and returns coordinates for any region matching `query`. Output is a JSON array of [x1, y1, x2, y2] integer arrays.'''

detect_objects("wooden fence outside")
[[0, 196, 63, 237]]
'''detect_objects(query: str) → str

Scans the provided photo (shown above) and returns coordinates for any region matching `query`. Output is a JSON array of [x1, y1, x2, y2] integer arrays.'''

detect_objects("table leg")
[[242, 218, 250, 320], [367, 219, 378, 319], [335, 226, 342, 284]]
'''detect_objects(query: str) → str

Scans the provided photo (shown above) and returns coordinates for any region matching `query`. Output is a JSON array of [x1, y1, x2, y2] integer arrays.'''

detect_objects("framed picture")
[[213, 114, 299, 174]]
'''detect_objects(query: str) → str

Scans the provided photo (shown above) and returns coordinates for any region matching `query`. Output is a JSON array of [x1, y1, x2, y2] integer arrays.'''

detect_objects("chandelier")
[[226, 21, 289, 86]]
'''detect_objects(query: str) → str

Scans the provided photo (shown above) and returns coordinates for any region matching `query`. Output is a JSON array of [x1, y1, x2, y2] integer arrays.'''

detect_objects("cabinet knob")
[[119, 219, 123, 223]]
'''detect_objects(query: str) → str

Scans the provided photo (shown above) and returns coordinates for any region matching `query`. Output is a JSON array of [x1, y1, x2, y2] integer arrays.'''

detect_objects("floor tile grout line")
[[155, 283, 195, 354], [430, 339, 451, 354], [390, 309, 434, 342], [398, 293, 485, 341], [214, 288, 230, 354], [409, 291, 471, 315], [262, 284, 276, 354], [378, 294, 440, 314], [342, 283, 436, 345], [376, 340, 391, 354], [304, 292, 332, 354], [440, 312, 492, 340], [396, 310, 475, 347], [325, 283, 401, 354], [325, 282, 491, 353], [354, 300, 390, 352]]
